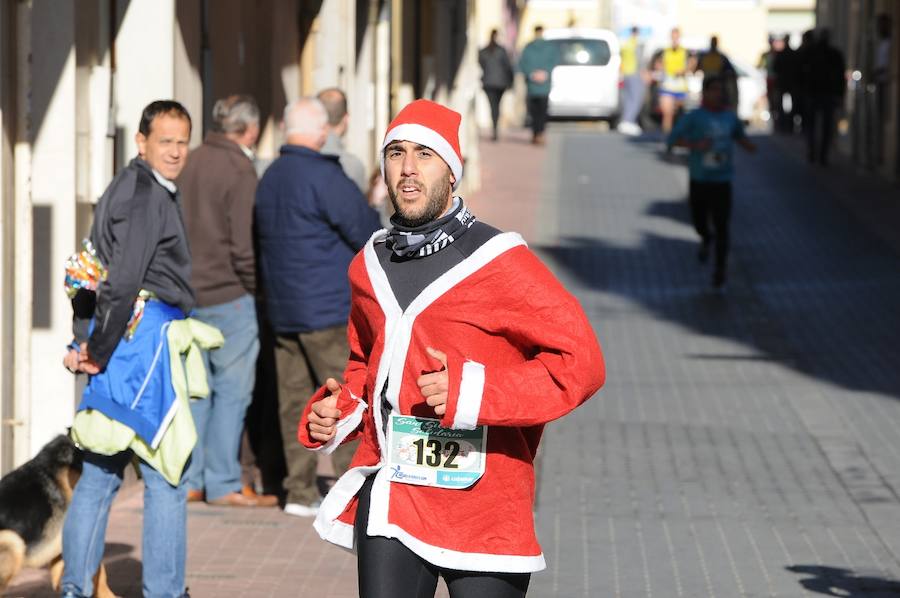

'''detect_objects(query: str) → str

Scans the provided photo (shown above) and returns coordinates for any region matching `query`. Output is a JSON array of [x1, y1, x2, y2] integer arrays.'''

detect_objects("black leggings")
[[689, 180, 732, 273], [356, 476, 531, 598]]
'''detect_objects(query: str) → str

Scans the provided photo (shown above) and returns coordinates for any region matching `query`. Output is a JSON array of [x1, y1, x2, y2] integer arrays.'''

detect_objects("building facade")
[[816, 0, 899, 181]]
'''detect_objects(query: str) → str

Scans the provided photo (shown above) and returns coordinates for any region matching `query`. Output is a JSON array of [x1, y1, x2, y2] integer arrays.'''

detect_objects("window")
[[548, 39, 612, 66]]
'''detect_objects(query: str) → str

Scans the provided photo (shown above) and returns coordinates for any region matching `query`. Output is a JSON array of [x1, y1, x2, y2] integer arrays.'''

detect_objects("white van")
[[543, 28, 621, 120]]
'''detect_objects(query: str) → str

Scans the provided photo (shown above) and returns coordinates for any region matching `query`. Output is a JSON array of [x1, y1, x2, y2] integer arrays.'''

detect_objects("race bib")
[[386, 414, 487, 489], [702, 150, 727, 169]]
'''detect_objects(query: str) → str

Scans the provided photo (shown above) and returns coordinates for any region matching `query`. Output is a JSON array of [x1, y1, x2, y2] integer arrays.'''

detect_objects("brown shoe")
[[241, 484, 279, 507], [187, 489, 205, 503], [207, 491, 259, 507]]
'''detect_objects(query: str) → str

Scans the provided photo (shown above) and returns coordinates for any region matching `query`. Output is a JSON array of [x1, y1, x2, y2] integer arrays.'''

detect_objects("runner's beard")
[[389, 172, 453, 228]]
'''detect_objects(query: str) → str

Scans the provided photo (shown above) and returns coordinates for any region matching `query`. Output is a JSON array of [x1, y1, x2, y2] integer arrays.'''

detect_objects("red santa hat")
[[381, 99, 463, 190]]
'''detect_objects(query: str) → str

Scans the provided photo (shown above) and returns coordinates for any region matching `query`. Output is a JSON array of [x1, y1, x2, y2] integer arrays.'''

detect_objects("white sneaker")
[[284, 500, 321, 517], [616, 121, 642, 136]]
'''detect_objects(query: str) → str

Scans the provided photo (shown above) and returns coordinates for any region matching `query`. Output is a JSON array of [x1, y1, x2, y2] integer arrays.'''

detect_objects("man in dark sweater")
[[177, 95, 276, 508], [478, 28, 514, 141], [255, 97, 381, 517], [61, 101, 195, 598]]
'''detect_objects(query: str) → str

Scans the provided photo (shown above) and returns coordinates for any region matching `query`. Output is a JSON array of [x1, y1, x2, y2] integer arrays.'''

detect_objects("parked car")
[[543, 28, 621, 120]]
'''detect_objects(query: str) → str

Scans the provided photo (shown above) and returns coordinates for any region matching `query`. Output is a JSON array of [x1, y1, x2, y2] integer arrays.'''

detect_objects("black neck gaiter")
[[386, 198, 476, 258]]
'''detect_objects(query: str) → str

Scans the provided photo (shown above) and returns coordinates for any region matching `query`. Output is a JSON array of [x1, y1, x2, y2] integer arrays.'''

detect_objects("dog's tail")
[[0, 529, 26, 590]]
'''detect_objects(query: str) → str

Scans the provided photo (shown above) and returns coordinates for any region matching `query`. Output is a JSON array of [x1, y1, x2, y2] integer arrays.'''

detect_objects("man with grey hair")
[[317, 87, 368, 192], [178, 94, 277, 507], [256, 97, 380, 517]]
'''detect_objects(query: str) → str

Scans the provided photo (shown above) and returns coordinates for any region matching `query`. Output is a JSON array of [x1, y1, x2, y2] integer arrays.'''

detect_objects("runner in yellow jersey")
[[654, 27, 690, 133]]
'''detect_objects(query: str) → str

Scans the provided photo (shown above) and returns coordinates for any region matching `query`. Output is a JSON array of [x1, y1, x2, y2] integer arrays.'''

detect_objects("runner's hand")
[[418, 347, 449, 416], [308, 378, 342, 442]]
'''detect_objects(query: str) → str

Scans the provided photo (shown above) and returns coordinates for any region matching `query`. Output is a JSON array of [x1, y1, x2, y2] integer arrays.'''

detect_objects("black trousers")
[[484, 87, 505, 135], [689, 180, 732, 274], [355, 476, 531, 598], [805, 94, 837, 165], [526, 96, 549, 137]]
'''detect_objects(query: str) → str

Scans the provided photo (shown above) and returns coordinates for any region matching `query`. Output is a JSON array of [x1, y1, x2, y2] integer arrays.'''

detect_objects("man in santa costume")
[[299, 98, 605, 598]]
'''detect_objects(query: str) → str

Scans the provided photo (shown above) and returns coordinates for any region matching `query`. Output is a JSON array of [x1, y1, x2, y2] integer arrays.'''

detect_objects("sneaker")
[[284, 500, 321, 517], [616, 121, 642, 136]]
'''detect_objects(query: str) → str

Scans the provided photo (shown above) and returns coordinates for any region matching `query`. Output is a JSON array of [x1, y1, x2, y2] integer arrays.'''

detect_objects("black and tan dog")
[[0, 434, 113, 597]]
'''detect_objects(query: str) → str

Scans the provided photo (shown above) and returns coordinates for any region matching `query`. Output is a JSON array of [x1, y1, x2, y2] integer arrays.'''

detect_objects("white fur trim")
[[381, 123, 463, 190], [313, 464, 381, 548], [404, 232, 527, 318], [453, 360, 485, 430], [363, 238, 402, 452], [365, 466, 545, 572]]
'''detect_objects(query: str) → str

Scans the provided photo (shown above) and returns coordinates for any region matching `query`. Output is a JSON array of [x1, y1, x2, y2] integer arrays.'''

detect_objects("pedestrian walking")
[[478, 28, 514, 141], [299, 99, 605, 598], [317, 87, 368, 193], [519, 25, 559, 145], [667, 76, 757, 289], [617, 26, 646, 136], [177, 94, 277, 508], [60, 100, 198, 598], [653, 27, 691, 134], [795, 29, 817, 136], [805, 29, 845, 165], [759, 36, 783, 129], [255, 97, 381, 518], [772, 35, 798, 133]]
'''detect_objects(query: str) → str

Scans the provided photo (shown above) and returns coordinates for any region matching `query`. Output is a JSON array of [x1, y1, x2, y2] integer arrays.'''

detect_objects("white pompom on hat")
[[381, 99, 463, 190]]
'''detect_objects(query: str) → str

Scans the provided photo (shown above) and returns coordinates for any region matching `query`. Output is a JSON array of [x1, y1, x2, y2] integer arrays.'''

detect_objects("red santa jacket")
[[298, 230, 604, 573]]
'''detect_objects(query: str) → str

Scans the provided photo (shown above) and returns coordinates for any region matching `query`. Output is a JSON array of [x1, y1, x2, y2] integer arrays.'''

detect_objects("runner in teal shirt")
[[518, 25, 560, 144], [667, 76, 756, 289]]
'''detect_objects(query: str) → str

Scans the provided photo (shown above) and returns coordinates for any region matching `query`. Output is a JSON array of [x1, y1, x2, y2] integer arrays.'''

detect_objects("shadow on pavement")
[[5, 547, 141, 598], [644, 198, 693, 227], [539, 226, 900, 400], [787, 565, 900, 596]]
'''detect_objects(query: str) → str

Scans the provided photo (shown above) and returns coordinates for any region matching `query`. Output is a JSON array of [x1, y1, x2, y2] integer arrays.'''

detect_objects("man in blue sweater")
[[255, 97, 381, 517], [668, 76, 756, 289]]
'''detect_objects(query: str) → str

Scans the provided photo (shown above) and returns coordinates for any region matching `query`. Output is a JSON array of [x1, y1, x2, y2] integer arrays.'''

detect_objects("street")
[[9, 123, 900, 597]]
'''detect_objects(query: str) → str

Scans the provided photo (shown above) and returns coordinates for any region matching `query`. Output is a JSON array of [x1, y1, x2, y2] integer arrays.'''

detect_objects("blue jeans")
[[184, 294, 259, 501], [621, 73, 646, 125], [61, 451, 187, 598]]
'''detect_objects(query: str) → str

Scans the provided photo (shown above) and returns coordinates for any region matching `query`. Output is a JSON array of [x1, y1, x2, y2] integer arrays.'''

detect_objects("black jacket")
[[74, 158, 195, 368]]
